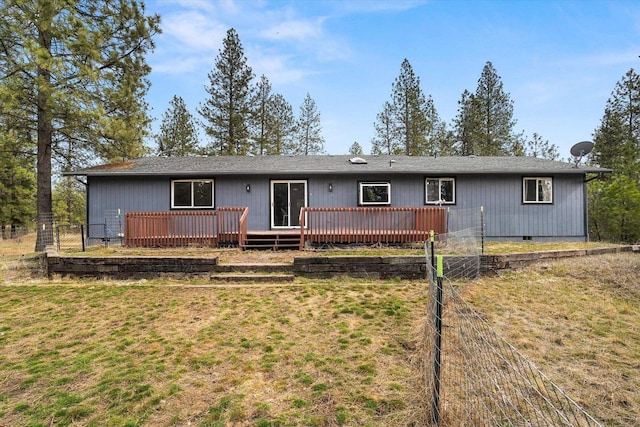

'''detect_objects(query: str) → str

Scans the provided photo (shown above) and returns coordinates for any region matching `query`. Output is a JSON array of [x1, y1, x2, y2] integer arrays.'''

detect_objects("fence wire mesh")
[[1, 226, 30, 240], [423, 207, 602, 426]]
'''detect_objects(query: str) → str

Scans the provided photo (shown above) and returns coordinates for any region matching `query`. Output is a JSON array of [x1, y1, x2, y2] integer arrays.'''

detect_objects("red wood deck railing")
[[124, 207, 248, 247], [298, 207, 447, 250]]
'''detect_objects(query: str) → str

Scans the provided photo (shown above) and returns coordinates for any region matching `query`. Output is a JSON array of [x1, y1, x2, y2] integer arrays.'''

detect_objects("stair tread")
[[210, 272, 295, 283], [243, 232, 301, 251]]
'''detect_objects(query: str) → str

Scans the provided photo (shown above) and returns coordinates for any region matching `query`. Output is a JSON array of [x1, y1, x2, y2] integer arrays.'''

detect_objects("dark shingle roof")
[[69, 155, 610, 177]]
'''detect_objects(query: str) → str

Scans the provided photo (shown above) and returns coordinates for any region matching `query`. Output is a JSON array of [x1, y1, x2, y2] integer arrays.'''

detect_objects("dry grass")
[[56, 237, 621, 263], [1, 235, 638, 426], [1, 236, 431, 426], [461, 253, 640, 426]]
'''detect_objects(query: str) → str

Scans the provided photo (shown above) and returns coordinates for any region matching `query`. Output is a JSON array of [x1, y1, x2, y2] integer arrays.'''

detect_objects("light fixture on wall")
[[246, 183, 251, 193], [328, 183, 333, 192]]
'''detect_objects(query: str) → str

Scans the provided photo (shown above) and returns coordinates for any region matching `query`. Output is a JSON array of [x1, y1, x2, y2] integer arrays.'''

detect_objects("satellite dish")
[[570, 141, 594, 157], [570, 141, 594, 167]]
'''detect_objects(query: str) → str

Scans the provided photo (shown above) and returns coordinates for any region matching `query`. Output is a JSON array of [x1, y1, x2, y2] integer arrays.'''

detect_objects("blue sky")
[[145, 0, 640, 157]]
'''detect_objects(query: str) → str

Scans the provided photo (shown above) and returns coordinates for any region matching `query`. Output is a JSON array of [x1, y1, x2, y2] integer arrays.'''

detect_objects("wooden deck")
[[124, 208, 247, 248], [123, 207, 447, 250], [298, 207, 447, 250]]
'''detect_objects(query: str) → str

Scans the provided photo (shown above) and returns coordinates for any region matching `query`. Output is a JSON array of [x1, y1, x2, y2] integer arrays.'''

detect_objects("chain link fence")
[[28, 209, 126, 252]]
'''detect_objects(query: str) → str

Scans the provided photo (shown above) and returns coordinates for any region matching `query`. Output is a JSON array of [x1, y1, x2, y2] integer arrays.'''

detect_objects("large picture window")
[[171, 179, 214, 208], [359, 182, 391, 206], [523, 177, 552, 204], [425, 177, 455, 204]]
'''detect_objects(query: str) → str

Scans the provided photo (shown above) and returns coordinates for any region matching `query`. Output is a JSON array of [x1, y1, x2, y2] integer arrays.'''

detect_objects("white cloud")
[[162, 11, 227, 52]]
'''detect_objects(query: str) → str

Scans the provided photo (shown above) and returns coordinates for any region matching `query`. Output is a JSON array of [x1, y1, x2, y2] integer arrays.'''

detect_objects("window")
[[425, 177, 455, 204], [523, 177, 552, 203], [171, 179, 214, 208], [359, 182, 391, 205]]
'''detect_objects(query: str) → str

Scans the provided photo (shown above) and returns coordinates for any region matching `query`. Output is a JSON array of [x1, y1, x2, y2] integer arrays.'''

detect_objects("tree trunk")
[[35, 18, 54, 252]]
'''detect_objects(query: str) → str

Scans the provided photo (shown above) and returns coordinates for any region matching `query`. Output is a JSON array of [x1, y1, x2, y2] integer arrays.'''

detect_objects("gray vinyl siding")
[[451, 174, 586, 241], [88, 172, 588, 241]]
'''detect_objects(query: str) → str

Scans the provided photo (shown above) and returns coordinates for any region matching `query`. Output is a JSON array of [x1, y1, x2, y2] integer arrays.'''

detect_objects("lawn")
[[0, 236, 429, 426], [1, 235, 638, 426]]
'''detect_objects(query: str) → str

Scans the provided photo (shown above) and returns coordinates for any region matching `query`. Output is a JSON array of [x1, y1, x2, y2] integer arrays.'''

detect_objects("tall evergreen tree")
[[0, 123, 36, 232], [294, 93, 325, 155], [52, 177, 85, 225], [589, 175, 640, 243], [525, 132, 559, 160], [250, 75, 272, 155], [392, 59, 437, 155], [199, 28, 254, 155], [0, 0, 160, 250], [248, 76, 296, 155], [371, 101, 402, 155], [453, 89, 482, 155], [373, 59, 446, 156], [455, 61, 519, 155], [156, 95, 201, 156], [269, 93, 296, 155], [348, 141, 364, 156], [588, 68, 640, 243], [592, 68, 640, 178]]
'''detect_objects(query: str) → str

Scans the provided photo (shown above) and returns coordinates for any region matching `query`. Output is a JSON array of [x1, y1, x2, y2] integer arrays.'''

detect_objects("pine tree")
[[589, 68, 640, 243], [0, 123, 36, 231], [199, 28, 254, 155], [0, 0, 159, 250], [592, 68, 640, 178], [453, 90, 482, 155], [348, 141, 364, 156], [589, 175, 640, 243], [156, 96, 201, 157], [525, 133, 559, 160], [423, 97, 452, 156], [52, 178, 85, 225], [250, 75, 272, 155], [374, 59, 446, 156], [392, 59, 432, 155], [294, 93, 325, 155], [371, 101, 402, 155], [248, 76, 296, 155], [455, 61, 519, 156], [269, 93, 296, 155]]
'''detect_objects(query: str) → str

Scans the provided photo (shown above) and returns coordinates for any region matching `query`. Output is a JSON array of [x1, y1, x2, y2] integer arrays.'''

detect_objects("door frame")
[[270, 179, 308, 229]]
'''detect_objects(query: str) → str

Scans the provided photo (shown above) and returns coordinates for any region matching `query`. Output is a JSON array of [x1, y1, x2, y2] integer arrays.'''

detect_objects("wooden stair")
[[243, 231, 301, 251]]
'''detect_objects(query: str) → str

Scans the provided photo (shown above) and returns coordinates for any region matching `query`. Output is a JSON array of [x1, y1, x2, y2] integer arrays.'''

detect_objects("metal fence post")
[[429, 230, 435, 273], [431, 254, 444, 425], [480, 205, 485, 255], [81, 224, 86, 252]]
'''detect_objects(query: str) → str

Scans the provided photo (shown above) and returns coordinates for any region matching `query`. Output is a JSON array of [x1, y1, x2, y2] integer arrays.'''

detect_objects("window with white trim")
[[425, 177, 455, 204], [171, 179, 214, 208], [523, 177, 552, 204], [359, 182, 391, 205]]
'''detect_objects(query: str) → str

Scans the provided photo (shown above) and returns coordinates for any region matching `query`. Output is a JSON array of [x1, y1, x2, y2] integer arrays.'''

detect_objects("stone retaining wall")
[[45, 245, 636, 280], [46, 247, 219, 279]]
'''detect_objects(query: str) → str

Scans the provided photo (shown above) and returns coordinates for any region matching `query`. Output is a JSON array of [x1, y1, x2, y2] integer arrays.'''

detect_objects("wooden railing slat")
[[124, 207, 247, 248], [299, 206, 446, 249]]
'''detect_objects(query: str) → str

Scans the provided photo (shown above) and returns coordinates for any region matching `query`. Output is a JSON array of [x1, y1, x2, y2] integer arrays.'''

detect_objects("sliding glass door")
[[271, 180, 307, 228]]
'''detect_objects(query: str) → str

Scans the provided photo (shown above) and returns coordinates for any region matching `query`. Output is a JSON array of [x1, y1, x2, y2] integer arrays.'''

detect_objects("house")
[[69, 155, 610, 248]]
